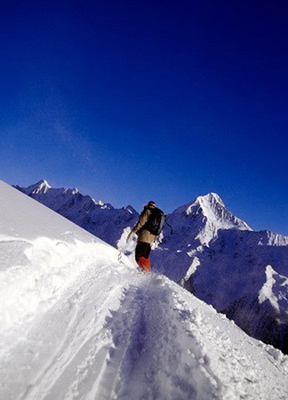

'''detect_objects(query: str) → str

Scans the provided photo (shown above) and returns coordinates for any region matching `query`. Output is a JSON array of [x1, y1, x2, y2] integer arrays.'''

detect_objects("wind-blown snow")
[[1, 180, 288, 400]]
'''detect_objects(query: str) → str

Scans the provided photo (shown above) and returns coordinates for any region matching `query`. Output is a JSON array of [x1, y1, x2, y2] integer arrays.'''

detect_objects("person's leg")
[[137, 257, 150, 272], [135, 242, 151, 272]]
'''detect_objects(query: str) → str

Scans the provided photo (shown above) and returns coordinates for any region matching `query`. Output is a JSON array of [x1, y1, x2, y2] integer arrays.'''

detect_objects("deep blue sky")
[[1, 0, 288, 235]]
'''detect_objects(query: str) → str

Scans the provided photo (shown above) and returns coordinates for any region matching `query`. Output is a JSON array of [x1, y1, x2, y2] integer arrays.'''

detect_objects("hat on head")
[[148, 201, 156, 207]]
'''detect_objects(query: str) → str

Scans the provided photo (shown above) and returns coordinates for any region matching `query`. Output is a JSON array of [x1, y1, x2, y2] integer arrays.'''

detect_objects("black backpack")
[[143, 207, 166, 236]]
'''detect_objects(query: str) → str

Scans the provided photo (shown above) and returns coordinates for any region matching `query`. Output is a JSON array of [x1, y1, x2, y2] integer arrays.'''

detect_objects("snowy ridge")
[[1, 181, 288, 399], [23, 178, 52, 194], [15, 180, 139, 247], [14, 180, 288, 354], [154, 225, 288, 353], [258, 230, 288, 246], [0, 181, 125, 331], [152, 196, 288, 354]]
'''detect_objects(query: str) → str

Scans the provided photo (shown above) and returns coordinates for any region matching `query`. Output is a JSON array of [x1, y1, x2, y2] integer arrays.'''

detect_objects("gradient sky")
[[1, 0, 288, 235]]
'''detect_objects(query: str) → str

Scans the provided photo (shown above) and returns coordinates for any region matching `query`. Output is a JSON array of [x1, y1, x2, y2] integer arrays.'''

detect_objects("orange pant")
[[135, 242, 151, 272], [137, 257, 150, 272]]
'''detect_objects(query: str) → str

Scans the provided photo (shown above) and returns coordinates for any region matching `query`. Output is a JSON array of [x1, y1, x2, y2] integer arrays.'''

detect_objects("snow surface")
[[1, 181, 288, 400], [15, 180, 288, 353], [153, 201, 288, 353]]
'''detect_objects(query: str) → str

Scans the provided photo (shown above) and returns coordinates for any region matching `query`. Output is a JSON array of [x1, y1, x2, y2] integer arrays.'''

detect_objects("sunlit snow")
[[15, 180, 288, 353], [1, 181, 288, 400]]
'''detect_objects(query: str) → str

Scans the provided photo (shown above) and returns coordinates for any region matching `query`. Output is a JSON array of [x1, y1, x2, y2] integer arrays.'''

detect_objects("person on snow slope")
[[127, 201, 165, 272]]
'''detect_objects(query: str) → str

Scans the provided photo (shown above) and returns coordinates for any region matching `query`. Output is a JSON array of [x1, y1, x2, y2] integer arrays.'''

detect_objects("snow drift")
[[1, 180, 288, 399]]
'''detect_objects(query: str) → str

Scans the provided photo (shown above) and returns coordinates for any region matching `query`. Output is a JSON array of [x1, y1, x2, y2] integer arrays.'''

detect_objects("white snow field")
[[0, 181, 288, 400]]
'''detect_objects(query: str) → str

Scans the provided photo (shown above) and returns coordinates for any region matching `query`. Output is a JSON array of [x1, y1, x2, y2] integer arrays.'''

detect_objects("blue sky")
[[1, 0, 288, 235]]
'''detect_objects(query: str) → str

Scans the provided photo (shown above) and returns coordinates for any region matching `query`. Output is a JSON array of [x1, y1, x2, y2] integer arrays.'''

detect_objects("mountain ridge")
[[14, 179, 138, 246], [1, 180, 288, 400], [14, 179, 288, 354]]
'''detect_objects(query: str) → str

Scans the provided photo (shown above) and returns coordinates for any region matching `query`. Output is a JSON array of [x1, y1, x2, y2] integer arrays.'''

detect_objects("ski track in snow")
[[1, 180, 288, 400], [2, 261, 288, 400], [1, 264, 218, 400], [97, 278, 220, 400]]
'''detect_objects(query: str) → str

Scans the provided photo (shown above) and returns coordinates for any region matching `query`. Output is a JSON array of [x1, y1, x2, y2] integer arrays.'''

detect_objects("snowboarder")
[[127, 201, 165, 272]]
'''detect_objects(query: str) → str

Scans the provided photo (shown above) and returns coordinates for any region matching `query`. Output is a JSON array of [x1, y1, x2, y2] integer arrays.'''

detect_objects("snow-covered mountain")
[[16, 180, 288, 354], [153, 193, 288, 354], [165, 193, 252, 246], [1, 180, 288, 400], [15, 179, 139, 246]]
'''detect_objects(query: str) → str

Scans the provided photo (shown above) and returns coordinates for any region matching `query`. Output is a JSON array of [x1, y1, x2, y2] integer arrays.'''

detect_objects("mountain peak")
[[169, 192, 252, 246], [184, 192, 226, 218], [196, 192, 225, 207], [24, 179, 51, 195], [186, 192, 251, 230], [123, 205, 138, 215], [186, 193, 225, 216]]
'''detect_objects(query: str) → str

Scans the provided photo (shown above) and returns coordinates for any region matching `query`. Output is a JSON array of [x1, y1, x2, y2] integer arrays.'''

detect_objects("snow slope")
[[15, 181, 288, 354], [1, 180, 288, 400], [153, 195, 288, 353], [15, 180, 139, 247]]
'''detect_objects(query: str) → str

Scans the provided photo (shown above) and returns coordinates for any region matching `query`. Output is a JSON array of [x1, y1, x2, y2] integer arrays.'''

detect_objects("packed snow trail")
[[94, 276, 221, 400], [2, 266, 288, 400], [1, 264, 219, 400], [1, 181, 288, 400]]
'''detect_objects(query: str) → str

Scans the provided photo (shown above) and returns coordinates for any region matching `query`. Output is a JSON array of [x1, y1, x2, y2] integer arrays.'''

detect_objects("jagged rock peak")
[[16, 180, 115, 210], [258, 230, 288, 246], [25, 179, 51, 194], [63, 187, 79, 195], [123, 205, 138, 215]]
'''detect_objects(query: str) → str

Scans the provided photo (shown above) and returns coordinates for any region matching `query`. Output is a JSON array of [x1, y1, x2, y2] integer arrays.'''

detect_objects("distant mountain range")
[[15, 179, 139, 247], [15, 180, 288, 354]]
